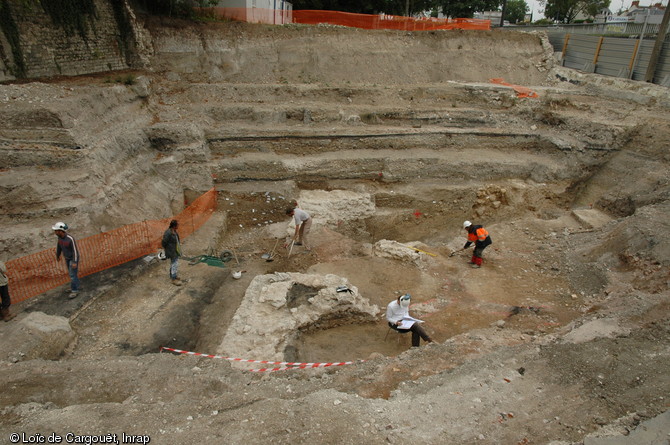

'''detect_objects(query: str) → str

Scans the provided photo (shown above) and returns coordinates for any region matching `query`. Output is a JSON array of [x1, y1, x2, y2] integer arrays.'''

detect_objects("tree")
[[436, 0, 501, 18], [541, 0, 609, 23], [504, 0, 528, 23]]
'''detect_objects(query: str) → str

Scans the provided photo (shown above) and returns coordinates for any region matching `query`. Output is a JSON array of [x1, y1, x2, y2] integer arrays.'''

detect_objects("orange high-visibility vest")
[[468, 227, 489, 243]]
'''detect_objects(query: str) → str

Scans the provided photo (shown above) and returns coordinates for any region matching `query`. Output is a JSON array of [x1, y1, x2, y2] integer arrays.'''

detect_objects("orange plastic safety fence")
[[198, 7, 490, 30], [293, 10, 491, 31], [5, 188, 218, 304], [490, 78, 539, 98]]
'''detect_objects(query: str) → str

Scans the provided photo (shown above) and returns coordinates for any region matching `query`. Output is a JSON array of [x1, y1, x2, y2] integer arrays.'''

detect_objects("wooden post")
[[561, 34, 571, 65], [593, 36, 604, 64], [628, 40, 641, 79]]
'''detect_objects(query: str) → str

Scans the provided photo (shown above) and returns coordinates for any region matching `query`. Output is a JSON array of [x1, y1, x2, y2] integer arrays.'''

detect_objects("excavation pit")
[[2, 18, 669, 443], [166, 178, 599, 367]]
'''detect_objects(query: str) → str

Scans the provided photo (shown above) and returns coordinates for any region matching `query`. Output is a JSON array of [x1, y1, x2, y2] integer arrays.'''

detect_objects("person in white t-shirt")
[[285, 206, 313, 251], [386, 293, 433, 347]]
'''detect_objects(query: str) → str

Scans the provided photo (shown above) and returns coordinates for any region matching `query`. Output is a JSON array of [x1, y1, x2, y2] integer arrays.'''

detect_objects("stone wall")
[[0, 0, 149, 82]]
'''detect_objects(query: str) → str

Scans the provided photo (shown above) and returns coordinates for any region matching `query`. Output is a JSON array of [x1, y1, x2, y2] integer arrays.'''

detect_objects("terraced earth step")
[[571, 208, 614, 229], [194, 104, 496, 127], [210, 146, 571, 183], [160, 82, 527, 106]]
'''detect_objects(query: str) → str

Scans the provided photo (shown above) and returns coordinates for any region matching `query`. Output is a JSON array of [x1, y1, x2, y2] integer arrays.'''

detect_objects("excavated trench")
[[165, 125, 613, 365], [1, 78, 624, 372], [202, 176, 587, 365]]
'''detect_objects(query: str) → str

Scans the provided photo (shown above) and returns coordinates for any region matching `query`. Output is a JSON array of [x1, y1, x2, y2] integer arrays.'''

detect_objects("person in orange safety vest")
[[463, 220, 493, 268]]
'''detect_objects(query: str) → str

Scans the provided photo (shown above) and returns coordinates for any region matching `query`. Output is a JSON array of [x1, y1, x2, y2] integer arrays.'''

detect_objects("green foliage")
[[105, 73, 136, 85], [504, 0, 529, 23], [540, 0, 609, 22], [39, 0, 97, 39], [436, 0, 501, 18], [0, 0, 26, 77]]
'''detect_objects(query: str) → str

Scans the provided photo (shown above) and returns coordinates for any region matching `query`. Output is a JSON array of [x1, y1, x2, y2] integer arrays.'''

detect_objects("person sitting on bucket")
[[386, 293, 433, 347], [462, 220, 493, 269]]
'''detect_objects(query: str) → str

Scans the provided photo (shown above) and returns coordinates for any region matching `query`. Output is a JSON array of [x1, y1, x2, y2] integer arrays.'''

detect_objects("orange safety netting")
[[490, 78, 539, 98], [5, 188, 217, 304], [198, 7, 490, 31], [293, 10, 491, 31]]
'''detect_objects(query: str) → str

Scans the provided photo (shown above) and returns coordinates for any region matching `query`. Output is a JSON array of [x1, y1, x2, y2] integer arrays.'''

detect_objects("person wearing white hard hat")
[[52, 222, 81, 298], [386, 293, 433, 347], [462, 220, 493, 268]]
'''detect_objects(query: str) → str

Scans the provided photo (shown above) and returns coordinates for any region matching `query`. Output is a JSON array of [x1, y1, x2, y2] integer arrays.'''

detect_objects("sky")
[[525, 0, 667, 20]]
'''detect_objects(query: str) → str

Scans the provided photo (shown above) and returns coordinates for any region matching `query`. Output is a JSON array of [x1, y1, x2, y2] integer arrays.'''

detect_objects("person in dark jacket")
[[0, 260, 16, 321], [161, 220, 182, 286], [463, 220, 493, 268], [53, 222, 81, 298]]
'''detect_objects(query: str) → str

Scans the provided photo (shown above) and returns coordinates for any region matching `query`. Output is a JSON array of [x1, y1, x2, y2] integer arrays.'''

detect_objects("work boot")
[[171, 278, 182, 286], [1, 307, 16, 322], [68, 291, 79, 299]]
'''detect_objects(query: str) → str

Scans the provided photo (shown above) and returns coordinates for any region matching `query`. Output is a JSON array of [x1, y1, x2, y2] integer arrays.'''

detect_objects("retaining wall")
[[0, 0, 148, 82]]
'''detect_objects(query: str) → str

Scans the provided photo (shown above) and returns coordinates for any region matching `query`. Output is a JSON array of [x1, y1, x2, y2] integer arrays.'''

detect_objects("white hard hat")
[[52, 222, 68, 231], [232, 271, 242, 279], [463, 220, 472, 229]]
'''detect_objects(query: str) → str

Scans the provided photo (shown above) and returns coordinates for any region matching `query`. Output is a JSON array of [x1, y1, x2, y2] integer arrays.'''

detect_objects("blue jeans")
[[170, 257, 179, 280], [66, 259, 80, 291]]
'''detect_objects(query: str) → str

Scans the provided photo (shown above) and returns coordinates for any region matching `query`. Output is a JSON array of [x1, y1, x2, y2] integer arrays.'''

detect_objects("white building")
[[210, 0, 293, 24]]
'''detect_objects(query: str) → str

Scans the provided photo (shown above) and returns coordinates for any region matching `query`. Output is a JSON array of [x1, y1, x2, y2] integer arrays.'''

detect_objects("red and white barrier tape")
[[160, 347, 363, 372]]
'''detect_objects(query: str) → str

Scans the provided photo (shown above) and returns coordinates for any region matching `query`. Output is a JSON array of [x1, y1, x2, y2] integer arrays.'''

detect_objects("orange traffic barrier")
[[5, 188, 217, 303], [490, 78, 539, 98]]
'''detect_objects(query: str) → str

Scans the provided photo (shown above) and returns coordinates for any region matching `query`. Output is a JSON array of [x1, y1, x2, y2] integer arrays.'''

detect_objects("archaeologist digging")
[[285, 206, 312, 251], [386, 293, 433, 347], [161, 219, 183, 286], [53, 222, 81, 298], [462, 220, 493, 268]]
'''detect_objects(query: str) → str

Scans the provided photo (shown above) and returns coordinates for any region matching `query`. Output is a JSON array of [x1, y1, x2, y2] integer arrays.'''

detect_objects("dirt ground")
[[0, 18, 669, 445]]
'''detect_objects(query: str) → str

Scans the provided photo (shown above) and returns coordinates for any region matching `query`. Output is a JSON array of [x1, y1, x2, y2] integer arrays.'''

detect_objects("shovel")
[[449, 247, 467, 257], [262, 239, 280, 262]]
